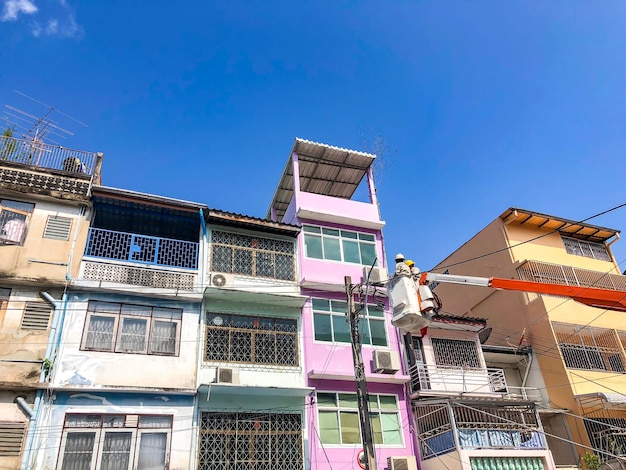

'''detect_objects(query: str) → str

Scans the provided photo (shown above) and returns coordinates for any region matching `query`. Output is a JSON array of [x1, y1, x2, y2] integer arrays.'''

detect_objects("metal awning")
[[577, 392, 626, 413], [500, 207, 619, 243], [266, 138, 376, 221]]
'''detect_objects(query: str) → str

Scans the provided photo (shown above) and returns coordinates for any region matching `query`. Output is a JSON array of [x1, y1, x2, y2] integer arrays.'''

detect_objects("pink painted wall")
[[296, 192, 383, 228]]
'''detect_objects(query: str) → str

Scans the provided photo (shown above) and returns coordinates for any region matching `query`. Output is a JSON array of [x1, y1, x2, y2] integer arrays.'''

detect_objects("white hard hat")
[[395, 253, 405, 261]]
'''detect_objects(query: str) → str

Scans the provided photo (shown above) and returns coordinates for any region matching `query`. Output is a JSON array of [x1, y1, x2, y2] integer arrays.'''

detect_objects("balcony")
[[518, 260, 626, 291], [296, 192, 384, 230], [409, 363, 508, 397], [79, 228, 199, 292]]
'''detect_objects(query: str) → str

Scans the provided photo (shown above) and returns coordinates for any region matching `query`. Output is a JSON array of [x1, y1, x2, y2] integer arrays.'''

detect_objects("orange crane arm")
[[420, 272, 626, 312]]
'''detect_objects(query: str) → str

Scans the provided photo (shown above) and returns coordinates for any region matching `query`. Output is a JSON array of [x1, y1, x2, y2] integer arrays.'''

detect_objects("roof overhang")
[[500, 207, 619, 243], [576, 392, 626, 410], [206, 209, 301, 237], [267, 138, 376, 221]]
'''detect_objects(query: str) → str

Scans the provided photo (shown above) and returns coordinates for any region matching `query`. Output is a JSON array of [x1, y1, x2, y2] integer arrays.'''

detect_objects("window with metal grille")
[[0, 199, 34, 246], [57, 414, 172, 470], [43, 215, 72, 240], [414, 403, 454, 458], [198, 412, 303, 470], [0, 421, 26, 456], [210, 230, 295, 280], [584, 415, 626, 461], [81, 301, 182, 356], [20, 302, 52, 330], [312, 298, 387, 346], [317, 392, 402, 445], [552, 322, 625, 372], [303, 225, 377, 266], [562, 236, 611, 261], [431, 338, 481, 368], [205, 313, 298, 366]]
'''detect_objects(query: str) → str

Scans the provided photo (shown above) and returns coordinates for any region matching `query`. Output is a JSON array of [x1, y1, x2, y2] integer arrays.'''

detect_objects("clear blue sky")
[[2, 0, 626, 272]]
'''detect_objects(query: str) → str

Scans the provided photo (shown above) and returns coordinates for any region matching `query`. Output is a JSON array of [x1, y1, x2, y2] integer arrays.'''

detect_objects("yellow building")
[[429, 207, 626, 467]]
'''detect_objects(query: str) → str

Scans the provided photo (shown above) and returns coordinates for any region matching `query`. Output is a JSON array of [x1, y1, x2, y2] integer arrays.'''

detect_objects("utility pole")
[[345, 276, 377, 470]]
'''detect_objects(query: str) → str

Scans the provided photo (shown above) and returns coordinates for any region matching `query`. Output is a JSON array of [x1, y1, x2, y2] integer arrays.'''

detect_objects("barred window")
[[584, 416, 626, 462], [198, 412, 303, 470], [562, 236, 611, 261], [317, 392, 402, 445], [0, 199, 34, 246], [58, 414, 172, 470], [205, 313, 298, 366], [81, 301, 182, 356], [303, 225, 377, 266], [210, 230, 295, 280], [553, 322, 625, 372], [431, 338, 481, 368], [312, 298, 387, 346]]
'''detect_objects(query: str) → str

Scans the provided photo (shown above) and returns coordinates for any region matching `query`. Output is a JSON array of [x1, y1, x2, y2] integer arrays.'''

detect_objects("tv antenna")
[[2, 90, 87, 146]]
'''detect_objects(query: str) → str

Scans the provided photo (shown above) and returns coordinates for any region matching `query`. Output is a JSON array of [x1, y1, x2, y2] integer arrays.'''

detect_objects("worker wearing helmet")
[[405, 259, 421, 280], [394, 253, 410, 277]]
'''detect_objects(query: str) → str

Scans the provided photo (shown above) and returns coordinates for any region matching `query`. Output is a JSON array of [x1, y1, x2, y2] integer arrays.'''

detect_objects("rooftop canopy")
[[266, 138, 376, 221]]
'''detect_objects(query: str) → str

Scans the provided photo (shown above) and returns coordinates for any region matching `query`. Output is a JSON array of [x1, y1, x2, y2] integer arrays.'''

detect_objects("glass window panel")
[[303, 225, 320, 234], [100, 432, 132, 470], [317, 393, 337, 407], [89, 302, 121, 314], [312, 298, 330, 311], [139, 416, 173, 428], [371, 413, 383, 445], [2, 200, 34, 212], [338, 394, 359, 408], [342, 240, 361, 263], [330, 301, 347, 314], [275, 318, 297, 332], [85, 315, 116, 350], [121, 304, 151, 316], [332, 315, 350, 343], [318, 411, 340, 444], [359, 319, 372, 345], [378, 395, 398, 410], [369, 319, 387, 346], [341, 230, 358, 239], [322, 228, 340, 237], [102, 416, 125, 428], [314, 314, 333, 342], [304, 235, 323, 259], [367, 306, 384, 317], [359, 233, 375, 242], [381, 413, 402, 444], [117, 317, 148, 352], [360, 243, 377, 267], [137, 432, 167, 469], [61, 432, 96, 470], [150, 320, 177, 355], [339, 412, 361, 444], [323, 237, 341, 261], [230, 315, 254, 329], [152, 308, 182, 320], [66, 415, 102, 428]]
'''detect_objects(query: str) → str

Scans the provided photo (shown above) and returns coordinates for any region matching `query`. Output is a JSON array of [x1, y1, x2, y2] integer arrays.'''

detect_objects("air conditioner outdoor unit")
[[362, 266, 388, 285], [216, 367, 240, 384], [209, 273, 235, 288], [387, 456, 418, 470], [373, 350, 401, 374]]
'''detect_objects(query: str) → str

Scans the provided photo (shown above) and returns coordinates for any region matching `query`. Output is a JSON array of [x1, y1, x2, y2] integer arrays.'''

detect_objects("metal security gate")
[[198, 412, 303, 470]]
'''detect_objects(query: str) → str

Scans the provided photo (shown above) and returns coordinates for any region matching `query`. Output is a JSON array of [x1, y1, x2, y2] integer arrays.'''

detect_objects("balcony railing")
[[85, 228, 198, 270], [518, 260, 626, 291], [0, 135, 98, 176], [409, 363, 508, 395]]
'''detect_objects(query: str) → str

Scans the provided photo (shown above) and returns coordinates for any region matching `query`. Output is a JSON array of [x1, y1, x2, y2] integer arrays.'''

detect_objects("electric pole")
[[345, 276, 377, 470]]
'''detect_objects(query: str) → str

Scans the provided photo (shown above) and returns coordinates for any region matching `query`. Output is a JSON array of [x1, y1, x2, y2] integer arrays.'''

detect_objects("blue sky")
[[1, 0, 626, 272]]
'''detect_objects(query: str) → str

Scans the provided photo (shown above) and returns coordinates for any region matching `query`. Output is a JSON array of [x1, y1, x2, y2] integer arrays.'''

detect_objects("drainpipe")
[[14, 397, 34, 419]]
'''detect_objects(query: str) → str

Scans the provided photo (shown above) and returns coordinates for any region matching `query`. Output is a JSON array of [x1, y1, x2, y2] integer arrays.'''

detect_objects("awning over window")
[[577, 392, 626, 413]]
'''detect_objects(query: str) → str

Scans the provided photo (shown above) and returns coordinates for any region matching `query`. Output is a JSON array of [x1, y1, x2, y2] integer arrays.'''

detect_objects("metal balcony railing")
[[409, 363, 508, 395], [0, 135, 97, 176], [518, 260, 626, 291], [85, 228, 198, 270]]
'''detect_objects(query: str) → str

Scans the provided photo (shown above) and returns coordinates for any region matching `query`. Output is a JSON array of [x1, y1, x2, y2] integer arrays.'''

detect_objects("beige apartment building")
[[429, 207, 626, 467]]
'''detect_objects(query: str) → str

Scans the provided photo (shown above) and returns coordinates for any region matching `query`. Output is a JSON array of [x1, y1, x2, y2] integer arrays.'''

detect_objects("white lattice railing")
[[81, 260, 197, 291]]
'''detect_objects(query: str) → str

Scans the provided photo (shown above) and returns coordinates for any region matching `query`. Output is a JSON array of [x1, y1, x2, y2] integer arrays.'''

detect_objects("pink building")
[[268, 139, 418, 469]]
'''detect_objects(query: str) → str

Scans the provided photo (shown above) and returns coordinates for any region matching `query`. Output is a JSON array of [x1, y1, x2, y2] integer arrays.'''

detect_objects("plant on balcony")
[[581, 452, 601, 470], [0, 125, 18, 161]]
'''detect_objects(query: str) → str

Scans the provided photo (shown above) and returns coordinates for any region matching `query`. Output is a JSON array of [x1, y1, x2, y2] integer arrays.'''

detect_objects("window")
[[198, 412, 303, 469], [210, 230, 295, 280], [303, 225, 377, 265], [58, 414, 171, 470], [553, 322, 625, 372], [317, 392, 402, 445], [81, 301, 182, 356], [205, 313, 298, 366], [0, 199, 34, 245], [562, 236, 611, 261], [431, 338, 481, 368], [312, 298, 387, 346]]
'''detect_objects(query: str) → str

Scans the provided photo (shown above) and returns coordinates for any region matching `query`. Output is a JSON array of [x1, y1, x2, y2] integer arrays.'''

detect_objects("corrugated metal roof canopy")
[[266, 138, 376, 221], [500, 207, 619, 243]]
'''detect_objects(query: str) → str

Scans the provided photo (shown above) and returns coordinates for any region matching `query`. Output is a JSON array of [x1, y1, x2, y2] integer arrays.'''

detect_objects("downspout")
[[521, 348, 533, 388]]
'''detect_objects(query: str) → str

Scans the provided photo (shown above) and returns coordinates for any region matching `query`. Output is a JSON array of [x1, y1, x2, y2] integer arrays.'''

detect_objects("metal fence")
[[0, 135, 97, 175], [518, 260, 626, 291], [409, 363, 508, 395], [85, 228, 198, 270]]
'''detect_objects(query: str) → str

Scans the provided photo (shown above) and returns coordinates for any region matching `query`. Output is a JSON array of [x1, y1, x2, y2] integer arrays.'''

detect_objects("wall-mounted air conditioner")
[[216, 367, 240, 384], [208, 273, 235, 288], [373, 350, 400, 374], [362, 266, 388, 285], [388, 456, 418, 470]]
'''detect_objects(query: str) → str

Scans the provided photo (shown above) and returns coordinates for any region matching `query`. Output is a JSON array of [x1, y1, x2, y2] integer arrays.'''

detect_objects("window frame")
[[303, 224, 378, 266], [561, 236, 611, 261], [0, 199, 34, 246], [316, 392, 403, 446], [553, 322, 625, 372], [57, 414, 172, 470], [311, 298, 387, 347], [431, 337, 482, 369], [80, 302, 182, 357]]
